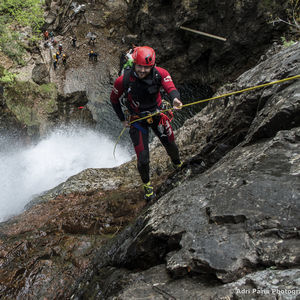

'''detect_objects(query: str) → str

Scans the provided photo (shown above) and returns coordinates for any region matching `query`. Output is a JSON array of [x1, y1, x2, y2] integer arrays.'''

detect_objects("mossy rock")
[[4, 81, 58, 137]]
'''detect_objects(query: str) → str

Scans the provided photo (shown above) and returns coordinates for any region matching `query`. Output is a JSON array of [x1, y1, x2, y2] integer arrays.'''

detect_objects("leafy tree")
[[0, 0, 44, 64], [0, 0, 44, 32]]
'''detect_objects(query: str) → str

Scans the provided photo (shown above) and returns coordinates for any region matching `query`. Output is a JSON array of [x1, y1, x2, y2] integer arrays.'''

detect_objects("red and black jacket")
[[110, 66, 180, 121]]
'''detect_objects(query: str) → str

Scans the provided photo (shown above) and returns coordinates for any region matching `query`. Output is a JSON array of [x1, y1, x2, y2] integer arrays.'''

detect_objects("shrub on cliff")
[[0, 0, 44, 64]]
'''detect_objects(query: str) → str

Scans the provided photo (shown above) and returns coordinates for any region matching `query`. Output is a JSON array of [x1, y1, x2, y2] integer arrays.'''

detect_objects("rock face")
[[0, 41, 299, 298], [126, 0, 289, 85], [101, 42, 299, 299], [1, 81, 95, 140], [118, 128, 299, 281]]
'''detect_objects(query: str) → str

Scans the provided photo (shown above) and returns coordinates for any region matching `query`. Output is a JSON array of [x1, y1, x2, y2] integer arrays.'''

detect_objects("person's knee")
[[138, 150, 149, 167]]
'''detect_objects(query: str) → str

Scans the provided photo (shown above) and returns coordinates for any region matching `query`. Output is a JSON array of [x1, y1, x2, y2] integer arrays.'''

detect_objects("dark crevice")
[[116, 232, 184, 271], [209, 214, 247, 225], [244, 109, 300, 146]]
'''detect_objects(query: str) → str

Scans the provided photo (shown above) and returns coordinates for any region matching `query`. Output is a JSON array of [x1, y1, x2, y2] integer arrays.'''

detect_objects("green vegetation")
[[40, 83, 57, 95], [0, 69, 17, 84], [4, 81, 58, 133], [0, 0, 44, 64], [281, 36, 296, 47], [0, 0, 44, 31]]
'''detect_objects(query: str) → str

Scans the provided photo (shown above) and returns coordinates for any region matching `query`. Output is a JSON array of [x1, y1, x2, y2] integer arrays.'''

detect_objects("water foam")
[[0, 127, 132, 222]]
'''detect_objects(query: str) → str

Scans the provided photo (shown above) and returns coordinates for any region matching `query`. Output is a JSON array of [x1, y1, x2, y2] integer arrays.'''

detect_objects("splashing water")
[[0, 127, 132, 222]]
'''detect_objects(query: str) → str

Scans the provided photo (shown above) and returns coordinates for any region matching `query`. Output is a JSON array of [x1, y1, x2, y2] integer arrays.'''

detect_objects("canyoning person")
[[89, 50, 94, 61], [56, 51, 60, 60], [120, 49, 134, 75], [43, 30, 49, 40], [72, 36, 77, 47], [89, 36, 96, 45], [110, 46, 183, 201], [53, 58, 58, 70], [93, 52, 98, 62], [62, 53, 67, 66], [119, 47, 135, 76], [58, 43, 63, 54], [49, 31, 54, 42]]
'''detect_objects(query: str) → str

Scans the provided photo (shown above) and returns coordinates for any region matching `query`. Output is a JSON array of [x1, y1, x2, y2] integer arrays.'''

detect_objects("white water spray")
[[0, 127, 131, 222]]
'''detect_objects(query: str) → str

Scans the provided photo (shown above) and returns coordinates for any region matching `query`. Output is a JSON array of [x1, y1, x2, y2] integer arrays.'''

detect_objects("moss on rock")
[[4, 81, 58, 137]]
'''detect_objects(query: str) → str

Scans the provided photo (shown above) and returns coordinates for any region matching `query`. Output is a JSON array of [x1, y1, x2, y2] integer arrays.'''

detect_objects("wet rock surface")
[[0, 41, 299, 299], [126, 0, 289, 85]]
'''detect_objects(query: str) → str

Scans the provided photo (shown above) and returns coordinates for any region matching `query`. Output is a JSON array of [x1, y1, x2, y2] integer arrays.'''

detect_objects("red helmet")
[[132, 46, 155, 66]]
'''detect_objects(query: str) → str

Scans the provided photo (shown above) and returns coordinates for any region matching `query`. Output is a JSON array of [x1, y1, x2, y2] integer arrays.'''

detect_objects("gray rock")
[[109, 266, 300, 300], [109, 128, 300, 283], [31, 63, 50, 84], [80, 43, 300, 298], [126, 0, 289, 84]]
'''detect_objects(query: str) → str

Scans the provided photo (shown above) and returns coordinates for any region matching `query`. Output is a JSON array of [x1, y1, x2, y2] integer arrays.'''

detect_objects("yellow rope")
[[113, 127, 126, 159], [113, 74, 300, 158]]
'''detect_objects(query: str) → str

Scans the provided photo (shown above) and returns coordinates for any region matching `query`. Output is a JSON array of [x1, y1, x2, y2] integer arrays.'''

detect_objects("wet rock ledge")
[[0, 43, 299, 299]]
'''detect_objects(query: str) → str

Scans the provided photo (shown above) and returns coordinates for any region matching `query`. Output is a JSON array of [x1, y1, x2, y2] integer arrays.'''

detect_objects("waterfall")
[[0, 127, 131, 222]]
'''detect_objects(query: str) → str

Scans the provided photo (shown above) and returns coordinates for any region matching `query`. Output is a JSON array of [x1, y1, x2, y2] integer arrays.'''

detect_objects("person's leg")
[[151, 114, 181, 166], [129, 123, 150, 183], [129, 122, 155, 200]]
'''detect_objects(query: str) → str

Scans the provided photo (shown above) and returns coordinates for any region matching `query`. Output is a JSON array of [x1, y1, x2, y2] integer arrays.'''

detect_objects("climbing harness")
[[113, 74, 300, 159]]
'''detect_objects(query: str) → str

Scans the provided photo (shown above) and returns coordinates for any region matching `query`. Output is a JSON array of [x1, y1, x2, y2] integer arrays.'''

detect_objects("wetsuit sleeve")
[[110, 76, 125, 121], [156, 67, 180, 103]]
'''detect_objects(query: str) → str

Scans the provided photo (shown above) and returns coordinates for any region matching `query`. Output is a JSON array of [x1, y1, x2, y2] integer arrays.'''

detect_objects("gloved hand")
[[122, 120, 130, 128], [173, 98, 183, 110]]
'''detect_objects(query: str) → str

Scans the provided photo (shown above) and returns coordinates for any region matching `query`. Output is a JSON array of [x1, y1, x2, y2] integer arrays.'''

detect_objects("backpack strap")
[[152, 67, 162, 86], [122, 67, 132, 99], [120, 67, 133, 113]]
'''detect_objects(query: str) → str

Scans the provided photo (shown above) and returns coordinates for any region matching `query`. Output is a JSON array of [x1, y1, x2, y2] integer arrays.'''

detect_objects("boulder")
[[31, 63, 50, 85]]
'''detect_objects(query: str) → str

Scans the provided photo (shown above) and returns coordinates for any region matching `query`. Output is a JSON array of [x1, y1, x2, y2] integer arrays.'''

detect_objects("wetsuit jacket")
[[110, 66, 180, 121]]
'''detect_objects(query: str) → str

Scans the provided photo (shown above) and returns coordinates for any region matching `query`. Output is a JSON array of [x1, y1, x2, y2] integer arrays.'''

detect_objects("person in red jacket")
[[110, 46, 183, 201]]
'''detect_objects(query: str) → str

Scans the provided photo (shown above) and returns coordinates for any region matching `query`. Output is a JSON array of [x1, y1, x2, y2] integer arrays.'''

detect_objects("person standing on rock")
[[72, 36, 77, 48], [43, 30, 49, 40], [110, 46, 183, 201], [53, 58, 58, 70], [89, 36, 96, 45], [62, 54, 67, 66], [58, 43, 63, 54], [93, 52, 98, 62], [89, 50, 94, 61], [120, 49, 134, 75], [49, 31, 54, 42]]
